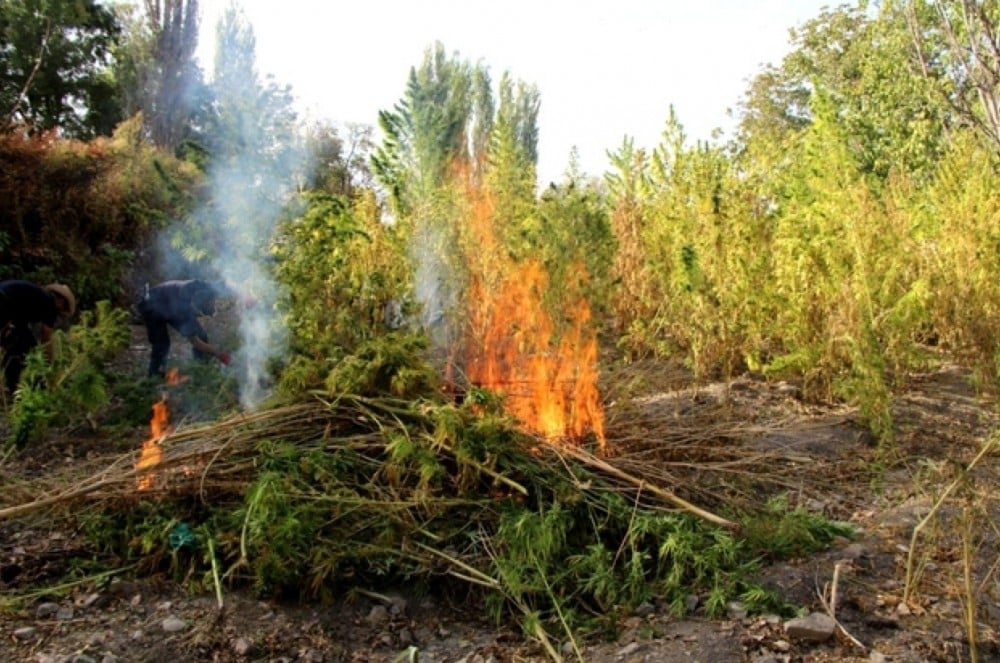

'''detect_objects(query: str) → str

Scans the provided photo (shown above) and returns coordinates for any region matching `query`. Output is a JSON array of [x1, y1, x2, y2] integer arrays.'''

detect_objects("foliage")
[[113, 0, 210, 153], [272, 191, 414, 395], [535, 177, 615, 320], [738, 495, 856, 561], [737, 3, 948, 183], [79, 391, 826, 637], [604, 5, 1000, 447], [0, 119, 203, 306], [302, 120, 376, 197], [900, 0, 1000, 154], [372, 41, 539, 215], [324, 333, 440, 399], [5, 301, 130, 447], [0, 0, 122, 137], [608, 112, 775, 378]]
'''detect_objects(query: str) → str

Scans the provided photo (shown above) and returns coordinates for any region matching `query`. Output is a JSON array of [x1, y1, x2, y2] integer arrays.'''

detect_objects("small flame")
[[165, 367, 188, 385], [136, 394, 171, 490]]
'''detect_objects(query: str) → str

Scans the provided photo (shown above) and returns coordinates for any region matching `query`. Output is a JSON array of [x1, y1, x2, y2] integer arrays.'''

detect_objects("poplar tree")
[[115, 0, 207, 153]]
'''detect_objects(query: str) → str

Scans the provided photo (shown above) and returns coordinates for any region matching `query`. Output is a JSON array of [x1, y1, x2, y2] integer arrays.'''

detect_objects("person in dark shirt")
[[137, 279, 232, 378], [0, 280, 77, 394]]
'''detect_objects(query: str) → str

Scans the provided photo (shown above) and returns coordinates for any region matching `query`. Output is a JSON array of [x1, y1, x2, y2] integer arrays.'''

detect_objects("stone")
[[161, 616, 187, 633], [633, 601, 655, 617], [387, 594, 408, 616], [365, 604, 390, 625], [35, 602, 59, 618], [233, 636, 254, 656], [784, 612, 836, 642], [727, 601, 748, 620], [13, 626, 36, 641], [685, 594, 700, 613], [616, 641, 641, 657], [80, 593, 106, 609]]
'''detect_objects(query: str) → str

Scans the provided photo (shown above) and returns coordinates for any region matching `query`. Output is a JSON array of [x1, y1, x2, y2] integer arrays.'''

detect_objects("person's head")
[[189, 280, 217, 316], [44, 283, 76, 319]]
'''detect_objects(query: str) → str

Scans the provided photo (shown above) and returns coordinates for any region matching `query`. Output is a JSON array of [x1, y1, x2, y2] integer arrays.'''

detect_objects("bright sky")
[[196, 1, 833, 185]]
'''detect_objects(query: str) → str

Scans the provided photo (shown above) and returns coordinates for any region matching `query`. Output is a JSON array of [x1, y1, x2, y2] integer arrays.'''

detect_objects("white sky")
[[196, 1, 833, 185]]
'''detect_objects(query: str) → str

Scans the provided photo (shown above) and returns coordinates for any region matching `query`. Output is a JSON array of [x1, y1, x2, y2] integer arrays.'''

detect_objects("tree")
[[371, 42, 541, 213], [372, 42, 475, 213], [115, 0, 208, 153], [736, 3, 948, 182], [0, 0, 121, 137], [903, 0, 1000, 153], [303, 120, 375, 197]]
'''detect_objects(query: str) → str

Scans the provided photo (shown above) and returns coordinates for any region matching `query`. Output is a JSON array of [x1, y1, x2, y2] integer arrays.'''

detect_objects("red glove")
[[219, 352, 232, 365]]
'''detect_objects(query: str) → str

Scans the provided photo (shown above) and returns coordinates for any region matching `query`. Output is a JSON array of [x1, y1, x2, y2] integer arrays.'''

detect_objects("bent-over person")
[[0, 280, 76, 394], [137, 279, 232, 378]]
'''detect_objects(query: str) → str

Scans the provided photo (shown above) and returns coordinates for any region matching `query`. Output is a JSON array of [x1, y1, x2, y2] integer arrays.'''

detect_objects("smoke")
[[202, 117, 303, 409], [149, 7, 305, 410], [411, 221, 460, 352]]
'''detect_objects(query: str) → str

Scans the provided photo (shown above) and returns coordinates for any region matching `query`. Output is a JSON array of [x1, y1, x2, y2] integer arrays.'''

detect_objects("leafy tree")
[[371, 43, 542, 348], [0, 0, 122, 137], [170, 4, 299, 265], [902, 0, 1000, 153], [302, 120, 375, 197], [371, 42, 540, 213], [114, 0, 210, 153], [736, 3, 948, 182], [372, 41, 476, 214]]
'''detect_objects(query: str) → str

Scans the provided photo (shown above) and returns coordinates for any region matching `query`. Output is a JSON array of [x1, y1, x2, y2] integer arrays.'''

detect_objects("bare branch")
[[6, 18, 52, 128]]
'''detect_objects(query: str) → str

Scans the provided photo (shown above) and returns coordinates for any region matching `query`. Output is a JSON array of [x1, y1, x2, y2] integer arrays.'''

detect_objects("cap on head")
[[44, 283, 76, 317]]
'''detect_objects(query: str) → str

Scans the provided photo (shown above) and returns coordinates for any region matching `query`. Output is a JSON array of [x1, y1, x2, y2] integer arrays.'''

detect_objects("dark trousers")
[[143, 318, 210, 378], [1, 323, 38, 394]]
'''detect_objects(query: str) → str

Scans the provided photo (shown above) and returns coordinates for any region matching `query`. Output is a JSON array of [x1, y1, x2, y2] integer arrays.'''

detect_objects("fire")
[[136, 369, 183, 490], [458, 177, 606, 449], [464, 261, 606, 449], [165, 367, 188, 385], [136, 395, 171, 490]]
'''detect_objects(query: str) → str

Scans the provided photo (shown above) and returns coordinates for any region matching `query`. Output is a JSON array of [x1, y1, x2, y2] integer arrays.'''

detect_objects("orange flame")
[[136, 393, 172, 490], [165, 367, 188, 385], [458, 175, 605, 449]]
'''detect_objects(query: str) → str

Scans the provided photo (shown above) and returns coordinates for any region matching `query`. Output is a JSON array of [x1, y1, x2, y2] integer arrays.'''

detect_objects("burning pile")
[[456, 181, 606, 449], [464, 260, 605, 449]]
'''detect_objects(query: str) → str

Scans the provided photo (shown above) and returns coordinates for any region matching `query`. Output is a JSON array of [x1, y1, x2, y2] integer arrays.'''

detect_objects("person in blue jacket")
[[137, 279, 232, 378]]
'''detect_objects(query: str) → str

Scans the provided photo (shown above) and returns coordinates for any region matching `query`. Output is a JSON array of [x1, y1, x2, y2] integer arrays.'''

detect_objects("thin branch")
[[6, 18, 52, 127]]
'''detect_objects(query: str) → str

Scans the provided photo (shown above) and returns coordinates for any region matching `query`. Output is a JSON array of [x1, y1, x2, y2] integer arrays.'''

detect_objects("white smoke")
[[194, 8, 304, 409], [411, 220, 459, 352]]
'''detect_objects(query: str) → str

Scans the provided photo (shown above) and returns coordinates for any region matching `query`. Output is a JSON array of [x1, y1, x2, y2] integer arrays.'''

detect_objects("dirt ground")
[[2, 324, 1000, 662]]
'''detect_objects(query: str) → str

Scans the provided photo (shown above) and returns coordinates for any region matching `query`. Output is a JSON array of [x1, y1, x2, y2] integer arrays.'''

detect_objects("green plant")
[[738, 495, 856, 561], [6, 301, 130, 447]]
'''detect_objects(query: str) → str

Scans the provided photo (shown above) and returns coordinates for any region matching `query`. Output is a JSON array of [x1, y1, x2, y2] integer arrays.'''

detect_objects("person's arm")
[[190, 335, 231, 364], [39, 324, 55, 361]]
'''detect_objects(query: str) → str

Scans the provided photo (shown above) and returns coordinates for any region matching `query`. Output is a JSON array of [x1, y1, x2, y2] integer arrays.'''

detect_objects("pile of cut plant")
[[0, 335, 855, 653]]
